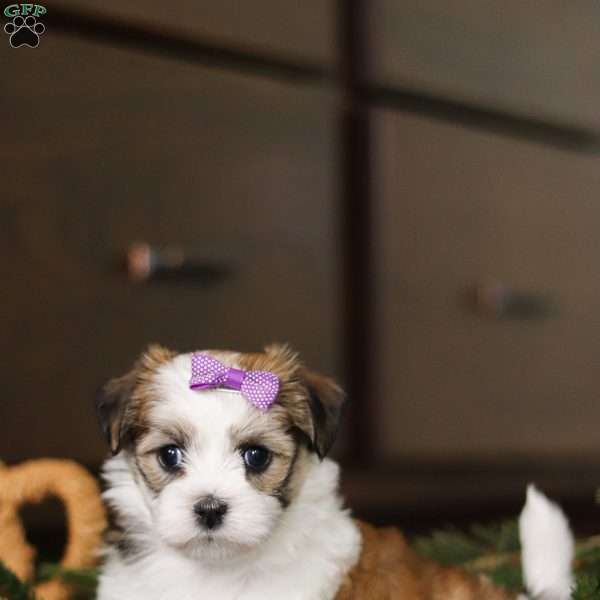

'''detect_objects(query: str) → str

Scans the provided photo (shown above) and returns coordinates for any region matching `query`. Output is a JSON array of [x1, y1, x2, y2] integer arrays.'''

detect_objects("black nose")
[[194, 495, 228, 530]]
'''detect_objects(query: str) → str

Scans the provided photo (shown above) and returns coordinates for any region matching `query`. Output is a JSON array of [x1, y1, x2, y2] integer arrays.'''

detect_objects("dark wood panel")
[[373, 109, 600, 461], [45, 0, 335, 64], [370, 1, 600, 126], [0, 35, 338, 465]]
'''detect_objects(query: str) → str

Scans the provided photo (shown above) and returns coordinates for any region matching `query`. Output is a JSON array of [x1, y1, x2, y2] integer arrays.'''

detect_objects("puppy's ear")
[[299, 369, 345, 459], [96, 370, 136, 455], [96, 344, 175, 454]]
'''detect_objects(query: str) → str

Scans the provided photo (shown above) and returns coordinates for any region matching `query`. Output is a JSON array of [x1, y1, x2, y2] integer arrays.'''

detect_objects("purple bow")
[[189, 353, 280, 411]]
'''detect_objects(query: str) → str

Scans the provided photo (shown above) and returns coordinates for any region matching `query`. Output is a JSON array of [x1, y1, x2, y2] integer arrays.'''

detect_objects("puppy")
[[96, 345, 573, 600]]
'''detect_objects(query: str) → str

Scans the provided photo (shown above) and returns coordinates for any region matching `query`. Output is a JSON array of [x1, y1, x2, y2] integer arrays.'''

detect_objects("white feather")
[[519, 484, 574, 600]]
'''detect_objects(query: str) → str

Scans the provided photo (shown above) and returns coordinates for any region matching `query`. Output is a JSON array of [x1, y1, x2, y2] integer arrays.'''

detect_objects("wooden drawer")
[[370, 1, 600, 126], [46, 0, 335, 63], [373, 109, 600, 462], [0, 36, 338, 465]]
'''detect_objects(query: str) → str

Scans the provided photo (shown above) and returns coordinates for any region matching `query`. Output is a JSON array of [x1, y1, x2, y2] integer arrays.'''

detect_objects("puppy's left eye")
[[242, 446, 271, 472], [158, 445, 183, 471]]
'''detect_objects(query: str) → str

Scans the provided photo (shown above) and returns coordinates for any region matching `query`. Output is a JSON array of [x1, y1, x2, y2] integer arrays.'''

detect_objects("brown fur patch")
[[233, 344, 340, 504], [237, 345, 308, 424], [230, 412, 309, 506], [136, 422, 195, 456], [98, 344, 176, 454], [335, 522, 516, 600], [237, 344, 344, 457], [133, 420, 193, 494], [134, 452, 180, 495]]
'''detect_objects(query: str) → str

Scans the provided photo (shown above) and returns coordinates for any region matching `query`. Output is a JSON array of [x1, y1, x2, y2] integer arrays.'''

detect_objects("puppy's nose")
[[194, 495, 228, 530]]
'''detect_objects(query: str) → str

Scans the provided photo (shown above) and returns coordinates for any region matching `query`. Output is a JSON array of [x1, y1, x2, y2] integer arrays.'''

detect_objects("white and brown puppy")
[[96, 345, 574, 600]]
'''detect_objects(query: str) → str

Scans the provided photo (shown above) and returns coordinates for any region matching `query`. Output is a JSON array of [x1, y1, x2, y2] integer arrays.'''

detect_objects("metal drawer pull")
[[126, 242, 234, 284], [470, 281, 558, 319]]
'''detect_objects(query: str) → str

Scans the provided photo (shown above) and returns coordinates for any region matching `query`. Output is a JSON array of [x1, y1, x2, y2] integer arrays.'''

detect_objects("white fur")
[[97, 353, 361, 600], [519, 484, 574, 600]]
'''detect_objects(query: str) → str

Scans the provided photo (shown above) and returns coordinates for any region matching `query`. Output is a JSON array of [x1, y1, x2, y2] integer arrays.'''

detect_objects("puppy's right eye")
[[158, 445, 183, 470], [242, 445, 271, 472]]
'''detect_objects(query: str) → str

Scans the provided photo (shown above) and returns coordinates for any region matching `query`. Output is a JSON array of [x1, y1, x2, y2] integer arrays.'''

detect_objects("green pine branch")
[[0, 562, 36, 600], [38, 563, 98, 590], [573, 573, 600, 600], [415, 517, 600, 597], [0, 562, 99, 600]]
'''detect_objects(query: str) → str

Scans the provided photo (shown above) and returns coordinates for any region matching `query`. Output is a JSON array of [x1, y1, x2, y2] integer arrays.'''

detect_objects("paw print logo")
[[4, 15, 45, 48]]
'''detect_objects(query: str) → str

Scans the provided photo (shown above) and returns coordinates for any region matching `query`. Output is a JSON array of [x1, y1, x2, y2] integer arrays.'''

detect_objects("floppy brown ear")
[[95, 344, 174, 454], [96, 370, 136, 455], [300, 369, 345, 459]]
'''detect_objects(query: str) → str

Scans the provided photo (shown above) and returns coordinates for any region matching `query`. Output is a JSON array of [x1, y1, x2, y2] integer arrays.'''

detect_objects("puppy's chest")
[[100, 552, 342, 600]]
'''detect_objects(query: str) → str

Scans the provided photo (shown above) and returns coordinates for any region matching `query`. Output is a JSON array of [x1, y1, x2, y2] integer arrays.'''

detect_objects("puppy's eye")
[[158, 445, 183, 470], [242, 446, 271, 472]]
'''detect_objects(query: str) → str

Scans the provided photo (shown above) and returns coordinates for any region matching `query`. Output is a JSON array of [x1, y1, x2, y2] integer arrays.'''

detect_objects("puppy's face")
[[97, 345, 343, 563]]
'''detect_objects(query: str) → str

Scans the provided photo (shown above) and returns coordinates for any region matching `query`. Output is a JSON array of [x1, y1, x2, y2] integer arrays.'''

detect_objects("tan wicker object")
[[0, 459, 106, 600]]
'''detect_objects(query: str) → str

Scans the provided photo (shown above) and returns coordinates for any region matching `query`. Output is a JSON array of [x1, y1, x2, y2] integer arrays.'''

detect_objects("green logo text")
[[4, 4, 46, 18]]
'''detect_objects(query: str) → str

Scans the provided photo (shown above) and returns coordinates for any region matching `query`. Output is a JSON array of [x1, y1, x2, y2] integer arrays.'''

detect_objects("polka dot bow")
[[189, 353, 280, 411]]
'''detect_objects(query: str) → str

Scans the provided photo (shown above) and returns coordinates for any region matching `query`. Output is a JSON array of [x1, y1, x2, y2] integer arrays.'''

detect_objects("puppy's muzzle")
[[194, 495, 228, 530]]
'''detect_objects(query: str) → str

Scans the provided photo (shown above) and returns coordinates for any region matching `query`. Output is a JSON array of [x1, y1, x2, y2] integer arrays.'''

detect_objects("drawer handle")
[[470, 281, 558, 319], [126, 242, 234, 284]]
